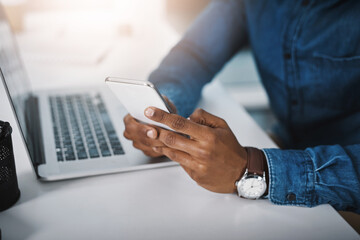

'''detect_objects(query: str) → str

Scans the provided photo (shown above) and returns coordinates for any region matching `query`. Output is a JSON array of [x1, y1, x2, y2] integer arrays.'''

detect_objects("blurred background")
[[1, 0, 275, 132]]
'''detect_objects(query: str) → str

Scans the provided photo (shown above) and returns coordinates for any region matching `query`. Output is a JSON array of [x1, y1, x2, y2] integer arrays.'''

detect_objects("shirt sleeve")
[[148, 0, 248, 117], [263, 144, 360, 213]]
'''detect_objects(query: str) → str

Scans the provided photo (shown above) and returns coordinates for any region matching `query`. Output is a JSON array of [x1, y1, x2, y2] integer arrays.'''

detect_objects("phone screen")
[[105, 77, 173, 130]]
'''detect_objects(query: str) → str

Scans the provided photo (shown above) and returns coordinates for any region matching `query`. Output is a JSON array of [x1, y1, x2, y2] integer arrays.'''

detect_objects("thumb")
[[189, 108, 228, 128]]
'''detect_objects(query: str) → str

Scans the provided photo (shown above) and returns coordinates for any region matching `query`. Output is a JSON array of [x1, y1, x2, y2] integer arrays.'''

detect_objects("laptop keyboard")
[[49, 94, 124, 161]]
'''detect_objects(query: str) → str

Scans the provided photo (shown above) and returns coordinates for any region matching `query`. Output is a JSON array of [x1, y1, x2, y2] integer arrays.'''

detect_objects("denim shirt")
[[149, 0, 360, 212]]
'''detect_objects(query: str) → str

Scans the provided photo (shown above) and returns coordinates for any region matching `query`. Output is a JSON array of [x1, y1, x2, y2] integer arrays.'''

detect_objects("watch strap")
[[245, 147, 265, 176]]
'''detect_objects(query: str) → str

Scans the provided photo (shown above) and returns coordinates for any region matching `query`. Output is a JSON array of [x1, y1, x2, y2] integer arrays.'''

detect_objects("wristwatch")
[[236, 147, 267, 199]]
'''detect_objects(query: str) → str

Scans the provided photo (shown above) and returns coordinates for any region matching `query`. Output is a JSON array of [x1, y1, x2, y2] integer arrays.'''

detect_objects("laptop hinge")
[[25, 95, 46, 171]]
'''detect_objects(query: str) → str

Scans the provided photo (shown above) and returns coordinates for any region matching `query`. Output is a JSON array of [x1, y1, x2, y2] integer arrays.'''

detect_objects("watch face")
[[238, 175, 266, 199]]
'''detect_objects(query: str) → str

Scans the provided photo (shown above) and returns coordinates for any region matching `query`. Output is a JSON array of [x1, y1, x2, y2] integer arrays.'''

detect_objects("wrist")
[[249, 147, 269, 197], [235, 147, 268, 199]]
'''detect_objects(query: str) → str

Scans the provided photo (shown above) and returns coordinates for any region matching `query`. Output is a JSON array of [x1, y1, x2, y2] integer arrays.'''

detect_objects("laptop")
[[0, 5, 174, 181]]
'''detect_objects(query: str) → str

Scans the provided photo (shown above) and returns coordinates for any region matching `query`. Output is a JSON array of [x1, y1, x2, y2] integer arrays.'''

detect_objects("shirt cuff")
[[263, 148, 315, 207]]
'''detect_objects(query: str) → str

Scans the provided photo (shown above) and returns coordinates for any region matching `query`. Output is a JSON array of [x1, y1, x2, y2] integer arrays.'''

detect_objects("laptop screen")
[[0, 5, 35, 164]]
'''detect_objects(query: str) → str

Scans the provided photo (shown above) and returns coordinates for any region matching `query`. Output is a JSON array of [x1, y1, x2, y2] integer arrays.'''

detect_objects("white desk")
[[0, 11, 359, 239], [0, 79, 359, 239]]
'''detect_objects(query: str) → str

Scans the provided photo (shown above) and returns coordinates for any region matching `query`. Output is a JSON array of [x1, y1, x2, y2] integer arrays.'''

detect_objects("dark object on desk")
[[0, 121, 20, 211]]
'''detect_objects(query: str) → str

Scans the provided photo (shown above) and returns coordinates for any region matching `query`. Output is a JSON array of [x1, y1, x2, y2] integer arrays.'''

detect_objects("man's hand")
[[145, 107, 248, 193], [123, 96, 176, 157]]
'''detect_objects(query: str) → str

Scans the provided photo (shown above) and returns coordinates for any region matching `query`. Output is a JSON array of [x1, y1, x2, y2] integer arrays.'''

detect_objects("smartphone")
[[105, 77, 174, 129]]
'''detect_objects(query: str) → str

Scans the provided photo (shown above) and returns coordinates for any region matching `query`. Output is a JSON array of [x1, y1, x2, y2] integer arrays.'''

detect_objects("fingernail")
[[147, 130, 155, 139], [152, 147, 159, 152], [145, 108, 154, 117]]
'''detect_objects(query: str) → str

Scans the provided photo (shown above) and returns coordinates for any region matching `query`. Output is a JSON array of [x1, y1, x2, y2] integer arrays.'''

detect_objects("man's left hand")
[[145, 107, 247, 193]]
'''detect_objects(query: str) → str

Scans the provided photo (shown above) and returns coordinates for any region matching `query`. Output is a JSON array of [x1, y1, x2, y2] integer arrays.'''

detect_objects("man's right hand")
[[123, 96, 176, 157]]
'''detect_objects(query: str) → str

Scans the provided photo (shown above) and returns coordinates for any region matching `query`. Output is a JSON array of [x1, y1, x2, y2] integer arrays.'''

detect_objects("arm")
[[264, 145, 360, 213], [123, 0, 248, 157], [149, 0, 248, 117], [143, 107, 360, 213]]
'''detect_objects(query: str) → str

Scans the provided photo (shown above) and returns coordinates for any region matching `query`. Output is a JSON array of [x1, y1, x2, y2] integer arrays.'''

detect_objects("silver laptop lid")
[[0, 4, 42, 173]]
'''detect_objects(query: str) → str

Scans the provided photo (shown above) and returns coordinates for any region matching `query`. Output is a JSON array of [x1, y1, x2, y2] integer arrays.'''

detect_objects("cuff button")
[[286, 193, 296, 201]]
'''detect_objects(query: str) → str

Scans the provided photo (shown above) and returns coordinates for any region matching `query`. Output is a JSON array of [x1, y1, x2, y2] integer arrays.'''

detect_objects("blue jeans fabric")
[[148, 0, 360, 212]]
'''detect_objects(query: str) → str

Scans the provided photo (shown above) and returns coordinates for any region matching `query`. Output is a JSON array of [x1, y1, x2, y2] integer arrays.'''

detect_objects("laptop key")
[[57, 152, 64, 161], [65, 155, 75, 161], [113, 149, 124, 155], [89, 149, 100, 158], [101, 149, 111, 157], [77, 151, 88, 160]]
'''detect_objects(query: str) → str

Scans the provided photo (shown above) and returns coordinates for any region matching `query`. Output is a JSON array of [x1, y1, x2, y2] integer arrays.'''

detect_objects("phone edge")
[[105, 77, 175, 114]]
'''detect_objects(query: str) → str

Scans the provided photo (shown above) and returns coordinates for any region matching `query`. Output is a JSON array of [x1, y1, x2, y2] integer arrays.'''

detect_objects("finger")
[[181, 165, 197, 181], [143, 151, 163, 158], [144, 107, 206, 139], [189, 108, 228, 128], [153, 147, 198, 171], [157, 128, 201, 156], [124, 114, 159, 141], [123, 114, 133, 125], [132, 142, 164, 157], [124, 128, 162, 147]]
